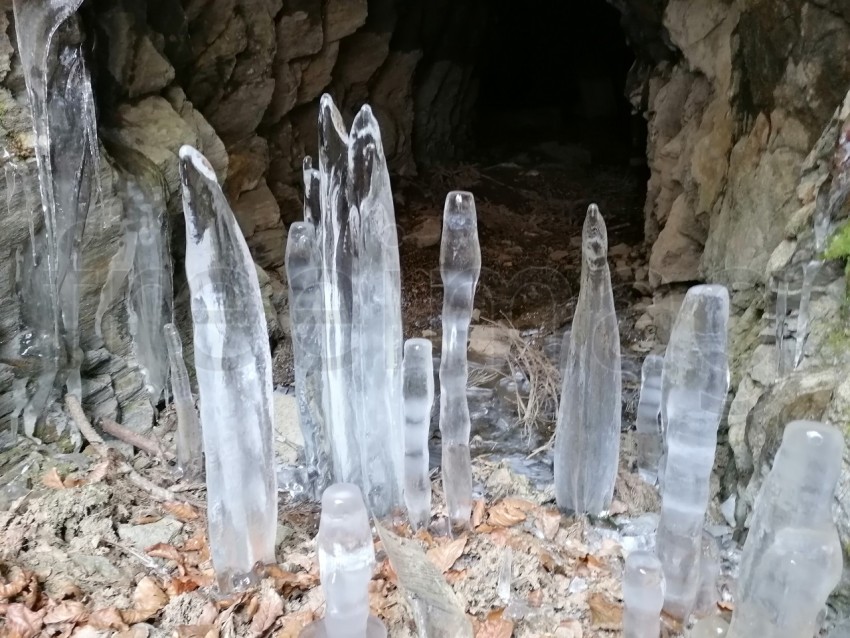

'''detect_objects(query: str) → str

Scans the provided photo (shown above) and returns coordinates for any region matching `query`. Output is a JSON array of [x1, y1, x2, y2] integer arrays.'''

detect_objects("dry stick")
[[64, 395, 196, 505], [100, 416, 173, 460]]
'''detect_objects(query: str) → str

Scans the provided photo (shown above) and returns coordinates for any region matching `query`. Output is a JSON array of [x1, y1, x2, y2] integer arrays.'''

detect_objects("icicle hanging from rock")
[[656, 284, 729, 620], [300, 483, 387, 638], [179, 146, 277, 591], [439, 191, 481, 529], [11, 0, 100, 432], [402, 338, 435, 530], [554, 204, 621, 515]]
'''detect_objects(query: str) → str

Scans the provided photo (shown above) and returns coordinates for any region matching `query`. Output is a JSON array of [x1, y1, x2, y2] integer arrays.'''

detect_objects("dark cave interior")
[[472, 0, 642, 167]]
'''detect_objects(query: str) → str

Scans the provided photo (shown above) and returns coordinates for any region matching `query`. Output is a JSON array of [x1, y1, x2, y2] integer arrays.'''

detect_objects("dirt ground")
[[0, 162, 727, 638]]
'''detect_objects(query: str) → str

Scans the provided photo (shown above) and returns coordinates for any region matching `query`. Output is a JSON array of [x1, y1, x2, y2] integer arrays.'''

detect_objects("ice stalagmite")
[[554, 204, 621, 515], [301, 484, 387, 638], [774, 278, 788, 377], [656, 284, 729, 620], [636, 354, 664, 484], [727, 526, 842, 638], [348, 107, 404, 514], [402, 338, 435, 529], [286, 222, 332, 496], [163, 324, 202, 478], [623, 551, 664, 638], [736, 420, 843, 604], [439, 192, 481, 529], [12, 0, 100, 431], [315, 96, 405, 515], [179, 146, 277, 591], [318, 96, 359, 487]]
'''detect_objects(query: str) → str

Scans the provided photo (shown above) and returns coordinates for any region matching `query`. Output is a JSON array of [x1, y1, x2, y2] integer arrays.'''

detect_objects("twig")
[[100, 416, 172, 460], [65, 395, 196, 505]]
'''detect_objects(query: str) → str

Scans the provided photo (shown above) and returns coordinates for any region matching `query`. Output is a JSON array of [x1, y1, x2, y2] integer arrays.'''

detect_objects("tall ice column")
[[286, 222, 332, 497], [636, 354, 664, 484], [402, 338, 435, 529], [554, 204, 621, 515], [439, 191, 481, 529], [179, 146, 277, 591], [656, 284, 729, 619], [164, 323, 202, 479], [623, 551, 665, 638]]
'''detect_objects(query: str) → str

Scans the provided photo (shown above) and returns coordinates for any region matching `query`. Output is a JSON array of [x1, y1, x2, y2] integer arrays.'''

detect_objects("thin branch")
[[65, 395, 197, 505], [100, 416, 172, 460]]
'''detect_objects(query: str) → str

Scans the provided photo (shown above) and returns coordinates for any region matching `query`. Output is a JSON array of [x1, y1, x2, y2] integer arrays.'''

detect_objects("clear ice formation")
[[402, 338, 435, 530], [689, 616, 729, 638], [300, 483, 387, 638], [656, 284, 729, 620], [727, 526, 842, 638], [623, 551, 664, 638], [774, 278, 788, 378], [736, 420, 843, 606], [554, 204, 621, 515], [286, 222, 331, 497], [694, 532, 720, 617], [179, 146, 277, 590], [636, 354, 664, 484], [793, 259, 820, 369], [315, 95, 404, 515], [439, 191, 481, 528], [11, 0, 100, 432], [163, 324, 202, 479], [124, 169, 173, 403]]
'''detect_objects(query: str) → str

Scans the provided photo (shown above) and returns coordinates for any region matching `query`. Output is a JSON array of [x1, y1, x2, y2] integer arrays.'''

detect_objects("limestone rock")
[[232, 183, 286, 270], [296, 41, 339, 105], [406, 217, 441, 249], [645, 292, 686, 344], [648, 193, 703, 286], [323, 0, 367, 42], [276, 0, 323, 60]]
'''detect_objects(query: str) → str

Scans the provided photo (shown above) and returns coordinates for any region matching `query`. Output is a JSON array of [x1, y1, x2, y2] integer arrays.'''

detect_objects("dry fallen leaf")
[[114, 626, 151, 638], [557, 619, 583, 638], [260, 565, 319, 590], [42, 467, 66, 490], [4, 603, 45, 638], [163, 501, 200, 522], [123, 576, 169, 622], [197, 602, 218, 626], [474, 609, 514, 638], [251, 596, 286, 637], [487, 499, 535, 528], [274, 611, 313, 638], [86, 459, 111, 484], [176, 625, 219, 638], [0, 569, 31, 599], [534, 508, 561, 540], [426, 536, 467, 573], [88, 607, 129, 632], [471, 499, 486, 528], [43, 600, 89, 625], [588, 593, 622, 630]]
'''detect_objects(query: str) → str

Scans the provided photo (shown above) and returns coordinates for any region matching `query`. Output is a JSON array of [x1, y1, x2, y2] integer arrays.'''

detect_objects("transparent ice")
[[301, 483, 387, 638], [179, 146, 277, 591], [11, 0, 100, 432], [736, 420, 843, 604], [774, 278, 788, 378], [656, 284, 729, 620], [794, 259, 820, 369], [554, 204, 621, 515], [315, 95, 404, 515], [623, 551, 664, 638], [402, 338, 435, 530], [727, 526, 842, 638], [439, 191, 481, 528], [636, 354, 664, 484], [286, 222, 331, 497], [689, 616, 728, 638], [694, 531, 720, 617], [163, 323, 202, 479]]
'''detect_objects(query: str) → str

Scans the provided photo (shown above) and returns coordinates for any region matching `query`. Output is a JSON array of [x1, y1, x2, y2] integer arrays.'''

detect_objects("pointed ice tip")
[[303, 156, 313, 171], [178, 145, 218, 182]]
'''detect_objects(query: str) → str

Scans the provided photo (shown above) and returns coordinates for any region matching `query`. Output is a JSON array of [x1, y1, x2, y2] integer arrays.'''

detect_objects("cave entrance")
[[474, 0, 641, 167]]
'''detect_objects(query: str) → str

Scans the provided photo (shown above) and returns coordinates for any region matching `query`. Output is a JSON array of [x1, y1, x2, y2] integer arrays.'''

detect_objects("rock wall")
[[630, 0, 850, 603]]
